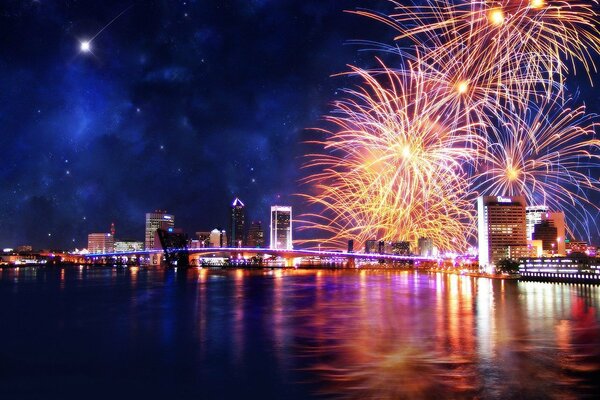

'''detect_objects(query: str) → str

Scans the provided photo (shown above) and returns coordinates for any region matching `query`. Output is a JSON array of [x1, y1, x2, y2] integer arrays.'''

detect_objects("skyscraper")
[[145, 211, 174, 250], [532, 221, 558, 254], [229, 198, 246, 247], [478, 195, 528, 267], [526, 205, 549, 240], [532, 211, 566, 256], [247, 221, 264, 248], [547, 211, 566, 255], [270, 206, 292, 250]]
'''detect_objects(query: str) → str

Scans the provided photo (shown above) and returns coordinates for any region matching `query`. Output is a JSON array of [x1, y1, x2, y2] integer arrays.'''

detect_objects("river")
[[0, 266, 598, 399]]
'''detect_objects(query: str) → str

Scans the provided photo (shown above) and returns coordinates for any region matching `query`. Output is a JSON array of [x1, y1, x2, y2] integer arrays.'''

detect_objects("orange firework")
[[300, 1, 600, 250], [300, 63, 484, 251], [473, 96, 600, 238], [353, 0, 600, 87]]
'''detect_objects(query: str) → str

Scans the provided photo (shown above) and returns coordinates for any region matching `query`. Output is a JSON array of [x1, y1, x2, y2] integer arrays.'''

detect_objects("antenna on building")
[[110, 222, 116, 237]]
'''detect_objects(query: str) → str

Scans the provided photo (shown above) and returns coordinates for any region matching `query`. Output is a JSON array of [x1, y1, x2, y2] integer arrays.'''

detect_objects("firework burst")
[[300, 64, 484, 251], [473, 96, 600, 238], [353, 0, 600, 85], [301, 0, 600, 250]]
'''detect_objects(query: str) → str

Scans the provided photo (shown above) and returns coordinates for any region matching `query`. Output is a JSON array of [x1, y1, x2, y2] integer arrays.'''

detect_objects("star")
[[80, 41, 91, 53]]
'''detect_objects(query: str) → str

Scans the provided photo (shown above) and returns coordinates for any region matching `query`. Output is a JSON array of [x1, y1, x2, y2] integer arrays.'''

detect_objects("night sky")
[[0, 1, 598, 250]]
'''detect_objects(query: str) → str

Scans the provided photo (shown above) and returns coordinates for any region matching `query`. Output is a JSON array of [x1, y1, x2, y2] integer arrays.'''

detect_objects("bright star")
[[80, 41, 91, 52]]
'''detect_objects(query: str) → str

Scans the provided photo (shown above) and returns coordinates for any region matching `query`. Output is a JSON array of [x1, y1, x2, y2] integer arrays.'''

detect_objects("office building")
[[478, 195, 528, 267], [546, 211, 566, 255], [145, 211, 174, 250], [88, 233, 115, 254], [526, 205, 548, 240], [229, 198, 246, 247], [532, 221, 558, 254], [114, 240, 144, 252], [567, 240, 589, 255], [247, 221, 264, 248], [270, 206, 292, 250], [209, 229, 227, 248]]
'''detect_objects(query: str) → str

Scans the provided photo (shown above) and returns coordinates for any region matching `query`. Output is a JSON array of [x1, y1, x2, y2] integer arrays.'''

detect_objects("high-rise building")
[[229, 198, 246, 247], [88, 233, 115, 254], [247, 221, 264, 248], [417, 237, 434, 257], [546, 211, 566, 255], [478, 195, 528, 267], [270, 206, 292, 250], [532, 221, 558, 254], [526, 205, 548, 240], [145, 211, 174, 250]]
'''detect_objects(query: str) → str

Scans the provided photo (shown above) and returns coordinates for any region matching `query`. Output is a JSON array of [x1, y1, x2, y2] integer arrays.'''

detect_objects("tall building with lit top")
[[145, 211, 174, 250], [478, 195, 528, 267], [270, 206, 292, 250], [229, 198, 246, 247]]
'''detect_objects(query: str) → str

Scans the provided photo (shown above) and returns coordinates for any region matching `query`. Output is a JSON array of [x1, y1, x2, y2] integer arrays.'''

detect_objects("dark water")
[[1, 266, 599, 399]]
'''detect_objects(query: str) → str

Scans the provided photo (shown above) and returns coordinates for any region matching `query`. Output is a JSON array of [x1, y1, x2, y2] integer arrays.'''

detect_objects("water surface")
[[0, 266, 599, 399]]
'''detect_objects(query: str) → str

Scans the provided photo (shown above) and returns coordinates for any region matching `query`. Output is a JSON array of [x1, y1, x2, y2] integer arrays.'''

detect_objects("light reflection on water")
[[0, 267, 598, 399]]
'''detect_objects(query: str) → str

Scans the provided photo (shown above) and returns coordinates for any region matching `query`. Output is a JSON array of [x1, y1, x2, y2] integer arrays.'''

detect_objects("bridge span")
[[84, 247, 439, 267]]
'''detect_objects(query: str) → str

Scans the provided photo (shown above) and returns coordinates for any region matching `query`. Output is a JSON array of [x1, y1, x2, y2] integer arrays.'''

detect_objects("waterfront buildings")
[[546, 211, 566, 255], [209, 229, 227, 248], [270, 206, 292, 250], [114, 240, 144, 252], [145, 211, 174, 250], [525, 205, 548, 240], [526, 207, 566, 256], [195, 232, 211, 247], [477, 195, 528, 268], [532, 221, 558, 254], [87, 233, 115, 254], [247, 221, 264, 248], [229, 198, 246, 247]]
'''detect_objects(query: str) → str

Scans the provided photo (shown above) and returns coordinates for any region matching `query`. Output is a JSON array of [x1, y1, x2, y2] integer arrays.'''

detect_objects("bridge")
[[83, 247, 439, 267]]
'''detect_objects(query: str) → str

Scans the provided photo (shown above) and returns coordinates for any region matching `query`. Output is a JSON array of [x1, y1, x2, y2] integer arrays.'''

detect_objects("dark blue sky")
[[0, 0, 598, 249], [0, 0, 396, 249]]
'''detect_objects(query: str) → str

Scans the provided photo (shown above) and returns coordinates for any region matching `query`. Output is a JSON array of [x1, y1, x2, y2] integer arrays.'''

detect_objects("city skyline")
[[0, 1, 400, 249], [1, 1, 598, 250]]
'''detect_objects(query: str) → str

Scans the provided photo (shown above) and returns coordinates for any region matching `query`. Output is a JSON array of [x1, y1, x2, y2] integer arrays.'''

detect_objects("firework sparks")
[[473, 96, 600, 238], [301, 1, 600, 250], [300, 63, 484, 251], [352, 0, 600, 85]]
